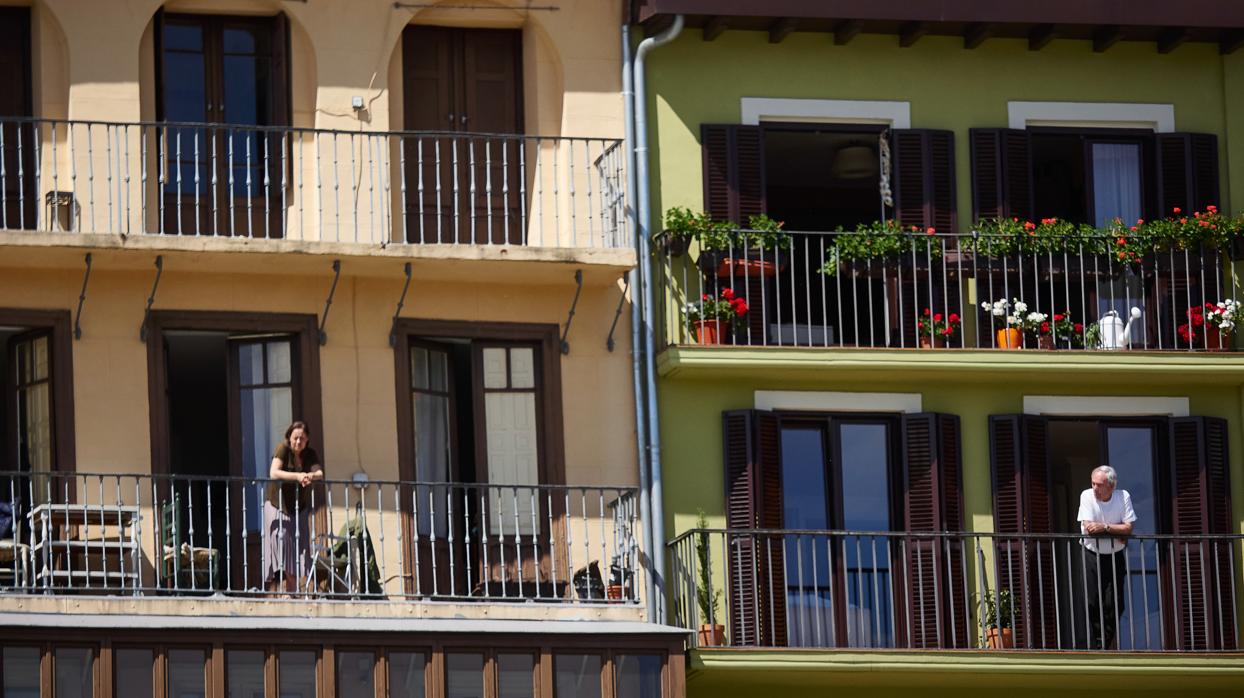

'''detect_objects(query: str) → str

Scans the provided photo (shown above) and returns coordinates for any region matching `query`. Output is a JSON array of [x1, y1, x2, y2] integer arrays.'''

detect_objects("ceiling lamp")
[[832, 143, 878, 179]]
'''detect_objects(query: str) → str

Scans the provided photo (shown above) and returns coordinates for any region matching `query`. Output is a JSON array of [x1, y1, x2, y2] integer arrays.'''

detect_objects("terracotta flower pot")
[[1037, 334, 1054, 350], [996, 328, 1022, 349], [694, 319, 727, 345], [697, 623, 726, 647], [1205, 325, 1233, 352], [919, 335, 947, 349], [986, 627, 1014, 649], [716, 257, 779, 278], [606, 584, 624, 601]]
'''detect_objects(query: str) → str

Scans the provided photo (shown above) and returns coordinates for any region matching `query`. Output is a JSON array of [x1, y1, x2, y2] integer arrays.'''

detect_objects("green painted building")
[[629, 1, 1244, 695]]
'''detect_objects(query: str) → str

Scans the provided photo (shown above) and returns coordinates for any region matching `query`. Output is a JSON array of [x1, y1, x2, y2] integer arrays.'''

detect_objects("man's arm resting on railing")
[[1082, 521, 1132, 536]]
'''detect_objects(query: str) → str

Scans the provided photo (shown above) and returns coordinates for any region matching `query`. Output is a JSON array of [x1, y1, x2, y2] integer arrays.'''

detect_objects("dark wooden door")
[[0, 7, 35, 231], [158, 13, 287, 238], [402, 26, 523, 245]]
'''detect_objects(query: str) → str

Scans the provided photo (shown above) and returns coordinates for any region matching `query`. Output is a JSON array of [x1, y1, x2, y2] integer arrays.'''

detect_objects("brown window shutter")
[[721, 409, 786, 647], [891, 129, 957, 233], [1168, 417, 1236, 650], [900, 413, 968, 648], [970, 128, 1032, 223], [1157, 133, 1220, 216], [988, 414, 1056, 649], [701, 124, 766, 224]]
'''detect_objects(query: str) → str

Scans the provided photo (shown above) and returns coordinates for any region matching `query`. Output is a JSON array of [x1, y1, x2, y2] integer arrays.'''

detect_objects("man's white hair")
[[1093, 465, 1118, 486]]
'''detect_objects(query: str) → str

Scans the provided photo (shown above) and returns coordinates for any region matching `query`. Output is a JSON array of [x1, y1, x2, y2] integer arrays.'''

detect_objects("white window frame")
[[1007, 101, 1175, 133], [740, 97, 911, 127]]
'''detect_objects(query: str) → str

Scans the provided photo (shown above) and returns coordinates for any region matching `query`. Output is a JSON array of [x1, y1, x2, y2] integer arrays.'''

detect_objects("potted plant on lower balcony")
[[1179, 300, 1240, 351], [917, 308, 960, 348], [697, 214, 792, 279], [685, 288, 748, 345], [694, 511, 725, 647], [979, 588, 1014, 649]]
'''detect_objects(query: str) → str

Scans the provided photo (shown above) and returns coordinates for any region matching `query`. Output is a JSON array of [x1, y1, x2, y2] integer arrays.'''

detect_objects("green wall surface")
[[645, 31, 1239, 228]]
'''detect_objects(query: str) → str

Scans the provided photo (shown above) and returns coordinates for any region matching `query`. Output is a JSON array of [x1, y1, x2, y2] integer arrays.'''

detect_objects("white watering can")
[[1097, 307, 1142, 350]]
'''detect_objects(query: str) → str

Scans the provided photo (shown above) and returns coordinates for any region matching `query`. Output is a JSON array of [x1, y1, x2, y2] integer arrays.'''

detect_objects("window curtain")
[[1092, 143, 1142, 228]]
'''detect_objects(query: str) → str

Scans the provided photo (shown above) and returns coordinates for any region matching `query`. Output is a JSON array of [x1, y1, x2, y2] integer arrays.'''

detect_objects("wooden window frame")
[[0, 309, 76, 475]]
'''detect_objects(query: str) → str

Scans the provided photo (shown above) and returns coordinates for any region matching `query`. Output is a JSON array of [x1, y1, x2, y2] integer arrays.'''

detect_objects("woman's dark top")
[[265, 443, 321, 513]]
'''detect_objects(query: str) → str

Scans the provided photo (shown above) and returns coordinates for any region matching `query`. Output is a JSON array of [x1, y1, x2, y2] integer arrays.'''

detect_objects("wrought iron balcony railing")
[[0, 118, 627, 249], [0, 471, 641, 605], [669, 528, 1241, 652], [658, 230, 1242, 351]]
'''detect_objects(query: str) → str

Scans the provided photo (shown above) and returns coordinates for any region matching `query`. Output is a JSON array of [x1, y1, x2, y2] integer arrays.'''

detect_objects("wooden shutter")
[[900, 413, 968, 648], [270, 13, 291, 127], [701, 124, 766, 224], [722, 409, 786, 647], [1157, 133, 1220, 216], [1169, 417, 1236, 650], [989, 414, 1057, 649], [890, 129, 957, 233], [970, 129, 1032, 223]]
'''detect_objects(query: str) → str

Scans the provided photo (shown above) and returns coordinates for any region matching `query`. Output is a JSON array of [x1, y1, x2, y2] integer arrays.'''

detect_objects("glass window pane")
[[780, 427, 827, 529], [413, 393, 451, 482], [18, 382, 51, 473], [444, 653, 483, 698], [267, 341, 292, 384], [387, 652, 425, 698], [411, 347, 428, 390], [554, 655, 601, 698], [227, 650, 264, 698], [485, 393, 539, 536], [840, 423, 890, 531], [3, 647, 40, 698], [55, 648, 93, 698], [163, 52, 206, 123], [114, 649, 153, 698], [336, 652, 374, 698], [1106, 427, 1155, 534], [614, 655, 662, 698], [428, 350, 447, 393], [238, 343, 264, 386], [508, 348, 534, 389], [165, 23, 204, 51], [497, 654, 534, 698], [482, 348, 508, 389], [222, 27, 258, 55], [167, 649, 207, 698], [279, 651, 316, 698]]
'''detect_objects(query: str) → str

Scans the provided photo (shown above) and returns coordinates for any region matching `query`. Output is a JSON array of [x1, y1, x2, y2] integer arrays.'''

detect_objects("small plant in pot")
[[661, 207, 730, 257], [698, 214, 792, 279], [685, 288, 748, 345], [694, 511, 725, 647], [1179, 300, 1240, 351], [976, 588, 1014, 649], [917, 308, 960, 348]]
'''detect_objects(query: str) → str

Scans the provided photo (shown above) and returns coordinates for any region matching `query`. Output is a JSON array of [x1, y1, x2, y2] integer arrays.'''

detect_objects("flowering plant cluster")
[[1045, 311, 1084, 340], [1178, 300, 1241, 345], [980, 298, 1046, 331], [918, 308, 961, 339], [663, 207, 793, 253], [686, 288, 749, 323], [820, 219, 944, 276]]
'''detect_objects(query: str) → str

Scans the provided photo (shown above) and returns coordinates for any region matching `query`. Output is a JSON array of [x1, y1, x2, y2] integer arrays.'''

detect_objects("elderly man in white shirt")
[[1077, 464, 1137, 650]]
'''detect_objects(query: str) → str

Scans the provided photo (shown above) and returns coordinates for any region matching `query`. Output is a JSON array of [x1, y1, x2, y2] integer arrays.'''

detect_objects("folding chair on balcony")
[[0, 501, 31, 590], [160, 495, 219, 592], [306, 506, 382, 597]]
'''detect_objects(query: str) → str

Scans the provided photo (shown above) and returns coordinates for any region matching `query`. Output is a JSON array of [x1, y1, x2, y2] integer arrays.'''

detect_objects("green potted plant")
[[694, 511, 724, 646], [685, 288, 748, 345], [661, 207, 723, 256], [917, 309, 961, 349], [698, 213, 792, 279], [976, 588, 1014, 649]]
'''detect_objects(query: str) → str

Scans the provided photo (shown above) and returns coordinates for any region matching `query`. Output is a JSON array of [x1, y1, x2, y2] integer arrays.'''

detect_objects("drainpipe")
[[621, 23, 657, 625], [633, 13, 684, 625]]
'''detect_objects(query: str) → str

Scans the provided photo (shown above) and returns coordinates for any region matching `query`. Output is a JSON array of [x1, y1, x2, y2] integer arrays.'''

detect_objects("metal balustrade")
[[0, 117, 628, 249], [0, 471, 641, 605], [669, 528, 1241, 652], [659, 230, 1242, 351]]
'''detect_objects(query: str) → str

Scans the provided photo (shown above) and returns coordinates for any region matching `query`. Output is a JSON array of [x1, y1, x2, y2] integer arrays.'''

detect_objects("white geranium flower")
[[1014, 300, 1028, 313]]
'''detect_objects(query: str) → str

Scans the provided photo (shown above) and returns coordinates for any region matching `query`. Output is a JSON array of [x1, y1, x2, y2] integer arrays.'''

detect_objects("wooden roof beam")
[[1222, 29, 1244, 55], [964, 22, 994, 50], [1028, 24, 1057, 51], [1158, 27, 1190, 54], [769, 17, 799, 44], [702, 15, 728, 41], [1093, 25, 1124, 53], [899, 21, 928, 48], [833, 19, 863, 46]]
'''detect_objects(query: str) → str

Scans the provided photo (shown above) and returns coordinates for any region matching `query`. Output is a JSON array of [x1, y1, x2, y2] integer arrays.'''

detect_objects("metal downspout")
[[621, 22, 657, 624], [633, 14, 684, 624]]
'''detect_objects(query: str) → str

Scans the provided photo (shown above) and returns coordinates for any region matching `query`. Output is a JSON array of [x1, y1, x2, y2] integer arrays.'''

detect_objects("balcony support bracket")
[[389, 262, 413, 348], [74, 253, 92, 340], [560, 269, 583, 355], [606, 274, 629, 352], [138, 256, 164, 343], [319, 259, 342, 346]]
